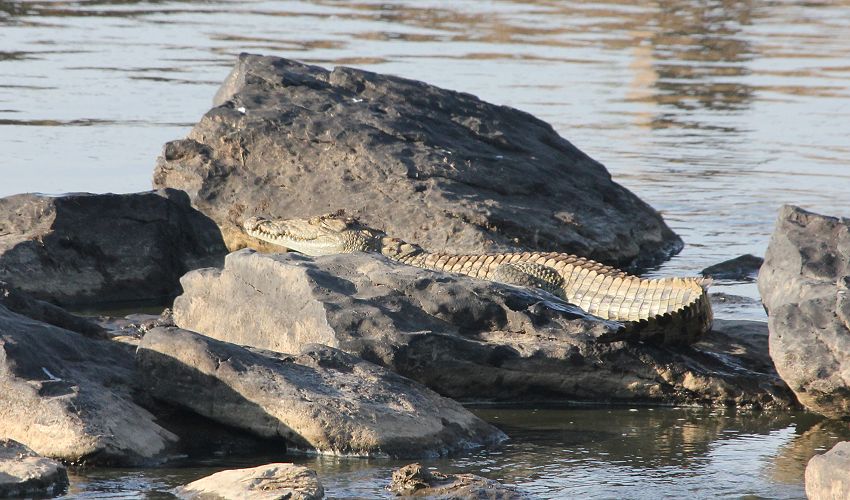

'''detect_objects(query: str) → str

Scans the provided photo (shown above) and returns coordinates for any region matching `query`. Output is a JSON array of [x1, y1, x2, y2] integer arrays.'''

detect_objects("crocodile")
[[244, 211, 713, 343]]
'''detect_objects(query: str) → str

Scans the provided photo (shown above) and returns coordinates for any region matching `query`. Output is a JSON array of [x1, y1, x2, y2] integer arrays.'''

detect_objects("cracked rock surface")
[[138, 326, 506, 458], [759, 205, 850, 418], [154, 53, 681, 269], [172, 249, 794, 409], [0, 303, 178, 465]]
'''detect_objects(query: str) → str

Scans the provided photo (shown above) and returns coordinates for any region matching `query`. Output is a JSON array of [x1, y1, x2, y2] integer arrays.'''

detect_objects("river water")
[[3, 0, 850, 498]]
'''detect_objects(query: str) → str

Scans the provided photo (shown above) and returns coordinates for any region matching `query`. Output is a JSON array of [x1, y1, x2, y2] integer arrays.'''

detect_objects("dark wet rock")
[[0, 303, 178, 465], [701, 254, 763, 280], [759, 205, 850, 418], [154, 53, 682, 270], [0, 189, 226, 307], [0, 281, 106, 338], [806, 441, 850, 500], [137, 327, 506, 458], [172, 250, 794, 409], [0, 439, 68, 498], [389, 463, 525, 499], [176, 463, 324, 500]]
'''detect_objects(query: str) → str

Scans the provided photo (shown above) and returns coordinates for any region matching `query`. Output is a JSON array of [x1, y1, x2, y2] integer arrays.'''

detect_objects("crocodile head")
[[243, 210, 384, 255]]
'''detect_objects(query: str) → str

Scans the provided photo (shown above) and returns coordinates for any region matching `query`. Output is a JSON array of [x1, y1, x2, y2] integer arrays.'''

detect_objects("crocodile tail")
[[620, 285, 713, 345]]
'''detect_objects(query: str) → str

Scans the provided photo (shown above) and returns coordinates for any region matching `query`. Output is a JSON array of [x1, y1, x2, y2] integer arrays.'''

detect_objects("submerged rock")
[[389, 463, 525, 499], [176, 463, 324, 500], [137, 327, 506, 458], [0, 303, 178, 465], [805, 441, 850, 500], [172, 250, 794, 409], [154, 53, 681, 269], [759, 205, 850, 418], [0, 439, 68, 498], [701, 254, 763, 280], [0, 189, 226, 307]]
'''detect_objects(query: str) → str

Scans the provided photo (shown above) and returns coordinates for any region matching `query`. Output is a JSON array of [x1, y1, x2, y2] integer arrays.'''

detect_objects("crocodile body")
[[244, 212, 713, 343]]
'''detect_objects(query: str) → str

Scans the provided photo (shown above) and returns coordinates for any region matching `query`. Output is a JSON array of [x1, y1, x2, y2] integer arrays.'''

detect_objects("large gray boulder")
[[176, 463, 324, 500], [154, 53, 681, 269], [0, 189, 226, 307], [806, 441, 850, 500], [137, 327, 506, 458], [0, 303, 178, 465], [759, 205, 850, 418], [172, 250, 794, 409], [0, 440, 68, 498]]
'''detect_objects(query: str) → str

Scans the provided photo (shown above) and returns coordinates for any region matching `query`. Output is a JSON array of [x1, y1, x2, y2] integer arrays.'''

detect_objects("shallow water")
[[65, 408, 850, 499], [4, 0, 850, 497]]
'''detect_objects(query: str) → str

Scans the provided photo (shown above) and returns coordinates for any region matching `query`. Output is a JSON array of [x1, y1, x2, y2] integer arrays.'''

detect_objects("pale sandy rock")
[[138, 327, 506, 458], [176, 462, 323, 500]]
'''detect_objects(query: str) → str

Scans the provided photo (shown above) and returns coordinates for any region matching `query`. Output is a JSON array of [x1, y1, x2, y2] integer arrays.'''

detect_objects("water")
[[3, 0, 850, 497]]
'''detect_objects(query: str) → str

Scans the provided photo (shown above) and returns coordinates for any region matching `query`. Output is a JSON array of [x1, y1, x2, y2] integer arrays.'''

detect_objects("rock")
[[389, 463, 525, 499], [154, 53, 682, 270], [176, 463, 323, 500], [172, 249, 795, 409], [806, 441, 850, 500], [0, 439, 68, 498], [0, 281, 106, 338], [0, 303, 178, 465], [759, 205, 850, 418], [0, 189, 226, 307], [701, 254, 763, 280], [137, 327, 506, 458]]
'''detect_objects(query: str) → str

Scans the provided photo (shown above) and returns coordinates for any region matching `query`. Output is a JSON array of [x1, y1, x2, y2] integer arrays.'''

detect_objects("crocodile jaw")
[[243, 214, 380, 255]]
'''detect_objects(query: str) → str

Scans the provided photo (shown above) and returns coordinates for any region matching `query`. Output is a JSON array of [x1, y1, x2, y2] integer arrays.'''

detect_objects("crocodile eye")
[[323, 218, 349, 231]]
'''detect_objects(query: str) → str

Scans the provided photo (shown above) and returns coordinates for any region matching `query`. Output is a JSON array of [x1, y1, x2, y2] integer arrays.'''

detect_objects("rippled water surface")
[[4, 0, 850, 497]]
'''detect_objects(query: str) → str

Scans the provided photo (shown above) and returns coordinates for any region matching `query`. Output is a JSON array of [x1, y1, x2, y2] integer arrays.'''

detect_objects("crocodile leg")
[[491, 262, 565, 297]]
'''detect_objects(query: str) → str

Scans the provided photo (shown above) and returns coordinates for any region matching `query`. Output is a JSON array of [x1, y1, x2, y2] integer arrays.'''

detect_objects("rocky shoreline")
[[1, 54, 847, 498]]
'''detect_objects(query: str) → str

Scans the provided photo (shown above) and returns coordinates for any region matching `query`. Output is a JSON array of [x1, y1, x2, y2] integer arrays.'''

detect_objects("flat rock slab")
[[0, 439, 68, 498], [0, 303, 178, 465], [154, 53, 681, 269], [389, 463, 525, 499], [138, 327, 506, 458], [0, 189, 226, 307], [176, 463, 323, 500], [0, 280, 106, 338], [173, 250, 795, 409], [759, 205, 850, 418], [806, 441, 850, 500]]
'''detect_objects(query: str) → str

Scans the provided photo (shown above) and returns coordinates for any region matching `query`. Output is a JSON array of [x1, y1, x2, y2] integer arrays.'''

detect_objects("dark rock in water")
[[172, 250, 795, 409], [389, 463, 526, 499], [137, 327, 506, 458], [0, 281, 106, 338], [0, 439, 68, 498], [176, 463, 324, 500], [154, 53, 682, 270], [701, 254, 764, 280], [0, 189, 226, 308], [759, 205, 850, 418], [0, 303, 178, 465], [806, 441, 850, 500]]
